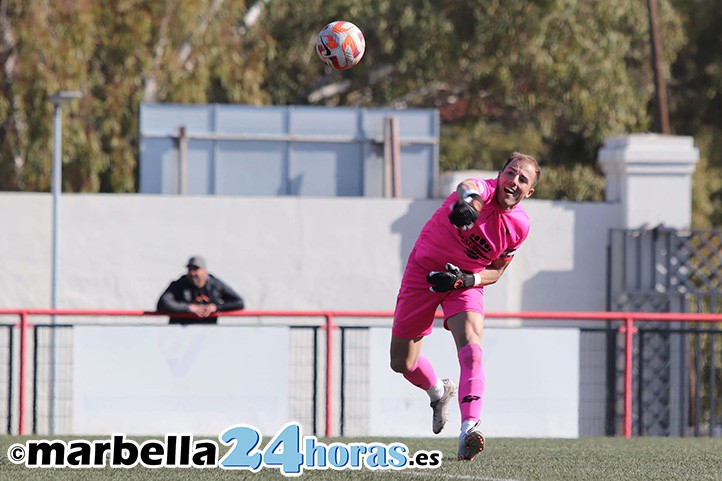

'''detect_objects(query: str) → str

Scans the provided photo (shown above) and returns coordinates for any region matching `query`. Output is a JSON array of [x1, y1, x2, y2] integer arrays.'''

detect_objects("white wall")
[[74, 326, 289, 435], [369, 326, 580, 438], [0, 192, 619, 315]]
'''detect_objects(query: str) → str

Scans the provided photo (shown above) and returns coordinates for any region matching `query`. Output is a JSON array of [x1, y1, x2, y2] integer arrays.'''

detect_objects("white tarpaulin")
[[73, 326, 289, 436], [369, 326, 580, 438]]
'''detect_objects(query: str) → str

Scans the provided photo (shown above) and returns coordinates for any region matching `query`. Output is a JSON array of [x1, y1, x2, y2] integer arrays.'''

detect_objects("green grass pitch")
[[1, 435, 721, 480]]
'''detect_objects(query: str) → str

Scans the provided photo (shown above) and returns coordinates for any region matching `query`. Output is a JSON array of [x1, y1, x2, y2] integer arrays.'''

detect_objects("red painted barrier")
[[1, 308, 721, 437]]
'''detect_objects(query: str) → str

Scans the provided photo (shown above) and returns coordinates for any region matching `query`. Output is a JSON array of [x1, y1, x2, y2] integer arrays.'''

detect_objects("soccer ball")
[[315, 21, 365, 70]]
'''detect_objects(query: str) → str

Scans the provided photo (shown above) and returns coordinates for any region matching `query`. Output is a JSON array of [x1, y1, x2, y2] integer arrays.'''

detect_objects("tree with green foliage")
[[2, 0, 719, 222], [668, 0, 722, 227], [0, 0, 268, 192], [259, 0, 685, 201]]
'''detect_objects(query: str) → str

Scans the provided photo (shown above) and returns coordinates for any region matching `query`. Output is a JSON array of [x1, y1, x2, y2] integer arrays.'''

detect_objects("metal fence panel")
[[139, 104, 439, 198], [608, 227, 722, 436]]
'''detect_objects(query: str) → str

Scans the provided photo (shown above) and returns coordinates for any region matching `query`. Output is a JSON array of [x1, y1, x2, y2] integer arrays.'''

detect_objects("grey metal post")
[[178, 126, 188, 195], [383, 116, 401, 198], [48, 90, 81, 435]]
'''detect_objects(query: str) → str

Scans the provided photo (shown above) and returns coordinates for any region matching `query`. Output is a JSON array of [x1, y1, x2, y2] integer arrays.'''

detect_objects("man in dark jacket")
[[157, 256, 245, 325]]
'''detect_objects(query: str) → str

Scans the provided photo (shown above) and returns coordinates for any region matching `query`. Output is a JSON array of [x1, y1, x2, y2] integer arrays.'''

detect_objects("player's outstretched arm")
[[449, 179, 483, 230], [476, 256, 512, 286]]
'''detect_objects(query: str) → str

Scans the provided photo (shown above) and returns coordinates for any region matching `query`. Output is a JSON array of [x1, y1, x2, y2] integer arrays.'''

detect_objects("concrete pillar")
[[598, 134, 699, 229]]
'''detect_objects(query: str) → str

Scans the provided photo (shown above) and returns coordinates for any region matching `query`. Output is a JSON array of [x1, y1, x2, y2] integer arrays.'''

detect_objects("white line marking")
[[399, 471, 519, 481]]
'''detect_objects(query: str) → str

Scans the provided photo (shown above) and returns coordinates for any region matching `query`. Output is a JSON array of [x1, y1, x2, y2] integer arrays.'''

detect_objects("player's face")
[[187, 266, 208, 287], [495, 160, 536, 210]]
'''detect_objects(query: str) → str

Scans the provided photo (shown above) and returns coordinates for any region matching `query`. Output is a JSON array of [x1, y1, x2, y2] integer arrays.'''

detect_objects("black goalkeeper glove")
[[448, 194, 482, 230], [426, 263, 476, 293]]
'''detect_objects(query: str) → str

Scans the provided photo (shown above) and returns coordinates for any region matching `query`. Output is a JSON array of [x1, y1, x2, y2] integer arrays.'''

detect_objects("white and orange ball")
[[315, 21, 365, 70]]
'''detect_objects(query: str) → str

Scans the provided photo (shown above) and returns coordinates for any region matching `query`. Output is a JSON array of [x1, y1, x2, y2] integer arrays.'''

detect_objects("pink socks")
[[403, 344, 485, 423], [457, 343, 485, 422], [402, 354, 437, 391]]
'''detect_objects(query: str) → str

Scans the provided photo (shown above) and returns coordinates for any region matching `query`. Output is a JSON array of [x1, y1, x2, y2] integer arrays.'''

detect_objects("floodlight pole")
[[48, 90, 81, 435]]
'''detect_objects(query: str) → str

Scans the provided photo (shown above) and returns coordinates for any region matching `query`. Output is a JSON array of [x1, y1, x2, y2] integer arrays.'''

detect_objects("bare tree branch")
[[0, 0, 22, 185], [0, 0, 16, 83], [176, 0, 225, 71], [143, 0, 175, 103]]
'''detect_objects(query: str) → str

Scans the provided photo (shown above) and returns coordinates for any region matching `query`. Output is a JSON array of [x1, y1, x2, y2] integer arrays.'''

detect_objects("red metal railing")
[[1, 308, 722, 438]]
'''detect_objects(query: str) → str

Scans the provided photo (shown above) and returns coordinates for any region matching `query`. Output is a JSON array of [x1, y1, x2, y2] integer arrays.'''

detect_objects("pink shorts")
[[392, 252, 484, 339]]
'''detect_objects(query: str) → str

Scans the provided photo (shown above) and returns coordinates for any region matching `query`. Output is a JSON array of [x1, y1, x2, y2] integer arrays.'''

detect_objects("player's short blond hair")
[[502, 152, 541, 187]]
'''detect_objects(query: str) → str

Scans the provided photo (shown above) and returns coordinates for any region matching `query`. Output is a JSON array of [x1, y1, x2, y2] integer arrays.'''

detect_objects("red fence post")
[[620, 315, 638, 438], [18, 311, 29, 435], [324, 313, 335, 438]]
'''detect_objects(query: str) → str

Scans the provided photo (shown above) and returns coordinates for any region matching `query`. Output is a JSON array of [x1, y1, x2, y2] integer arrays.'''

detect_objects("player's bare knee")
[[390, 356, 413, 373]]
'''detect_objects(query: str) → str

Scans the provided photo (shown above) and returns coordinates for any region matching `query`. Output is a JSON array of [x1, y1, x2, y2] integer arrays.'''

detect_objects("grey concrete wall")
[[0, 192, 619, 314]]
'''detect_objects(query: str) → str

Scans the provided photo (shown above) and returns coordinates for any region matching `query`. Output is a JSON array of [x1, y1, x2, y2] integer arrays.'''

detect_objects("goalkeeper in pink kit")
[[390, 152, 541, 460]]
